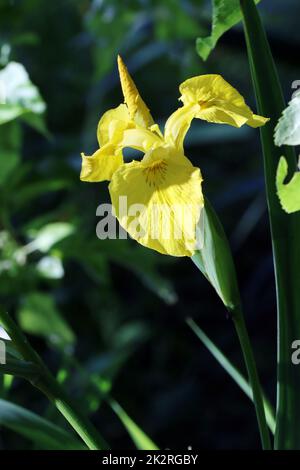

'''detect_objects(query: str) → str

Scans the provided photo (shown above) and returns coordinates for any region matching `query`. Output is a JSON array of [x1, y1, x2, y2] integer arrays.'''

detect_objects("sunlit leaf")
[[274, 93, 300, 147], [27, 223, 74, 253], [0, 62, 46, 131], [196, 0, 260, 61], [0, 326, 10, 340], [276, 156, 300, 214], [36, 255, 64, 279]]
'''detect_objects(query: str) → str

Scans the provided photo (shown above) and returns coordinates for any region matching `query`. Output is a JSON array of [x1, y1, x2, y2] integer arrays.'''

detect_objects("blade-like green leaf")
[[0, 398, 85, 449], [240, 0, 300, 449], [0, 308, 108, 450], [196, 0, 260, 61], [109, 399, 158, 450], [0, 356, 40, 381], [186, 318, 275, 434]]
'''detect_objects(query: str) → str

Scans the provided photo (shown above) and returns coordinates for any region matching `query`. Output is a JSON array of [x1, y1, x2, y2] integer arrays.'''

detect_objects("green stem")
[[186, 318, 275, 434], [192, 199, 270, 448], [0, 308, 108, 450], [231, 307, 271, 448], [240, 0, 300, 449]]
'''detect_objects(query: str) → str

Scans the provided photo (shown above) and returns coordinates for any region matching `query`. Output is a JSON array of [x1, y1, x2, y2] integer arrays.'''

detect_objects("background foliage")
[[0, 0, 299, 449]]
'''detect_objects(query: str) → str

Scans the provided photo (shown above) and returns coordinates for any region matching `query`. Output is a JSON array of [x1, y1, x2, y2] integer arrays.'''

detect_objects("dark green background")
[[0, 0, 299, 449]]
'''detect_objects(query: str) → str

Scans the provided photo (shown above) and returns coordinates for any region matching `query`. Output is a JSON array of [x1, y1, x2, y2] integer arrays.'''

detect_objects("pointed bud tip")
[[117, 54, 126, 72]]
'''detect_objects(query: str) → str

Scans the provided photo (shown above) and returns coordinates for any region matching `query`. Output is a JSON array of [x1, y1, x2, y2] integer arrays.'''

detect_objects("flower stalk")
[[240, 0, 300, 449], [232, 306, 271, 449], [193, 199, 271, 449]]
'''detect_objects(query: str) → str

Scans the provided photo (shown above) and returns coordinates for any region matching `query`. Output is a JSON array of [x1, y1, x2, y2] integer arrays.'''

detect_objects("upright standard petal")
[[109, 147, 204, 256], [179, 74, 269, 128], [164, 103, 200, 150], [121, 128, 162, 153], [80, 144, 123, 182], [117, 55, 154, 128], [97, 104, 132, 147]]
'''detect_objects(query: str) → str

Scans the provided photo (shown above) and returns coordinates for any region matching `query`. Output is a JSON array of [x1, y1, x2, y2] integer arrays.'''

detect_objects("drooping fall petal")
[[109, 147, 204, 256], [80, 144, 123, 182]]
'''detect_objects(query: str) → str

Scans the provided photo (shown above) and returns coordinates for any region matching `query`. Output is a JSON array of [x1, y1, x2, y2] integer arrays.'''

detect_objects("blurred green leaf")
[[17, 292, 75, 347], [0, 62, 46, 132], [61, 237, 177, 304], [0, 356, 41, 381], [12, 179, 71, 209], [196, 0, 260, 61], [106, 241, 178, 305], [36, 255, 64, 279], [0, 150, 20, 186], [27, 222, 74, 253], [20, 112, 50, 138], [274, 93, 300, 147], [65, 358, 158, 450], [0, 398, 85, 449], [155, 0, 200, 40]]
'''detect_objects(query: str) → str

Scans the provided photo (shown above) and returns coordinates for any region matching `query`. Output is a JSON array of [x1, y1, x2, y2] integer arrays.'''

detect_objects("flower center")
[[198, 100, 209, 109], [143, 160, 167, 188]]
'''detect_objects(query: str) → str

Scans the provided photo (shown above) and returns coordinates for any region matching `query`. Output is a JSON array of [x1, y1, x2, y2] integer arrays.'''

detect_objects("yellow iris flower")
[[80, 56, 268, 257]]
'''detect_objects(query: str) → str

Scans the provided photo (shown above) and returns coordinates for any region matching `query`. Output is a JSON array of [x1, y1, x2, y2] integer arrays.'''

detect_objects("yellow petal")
[[121, 128, 162, 152], [195, 104, 250, 127], [149, 123, 164, 139], [117, 55, 154, 128], [97, 104, 132, 147], [247, 113, 270, 128], [179, 74, 268, 128], [109, 146, 204, 256], [164, 103, 200, 149], [80, 144, 123, 182]]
